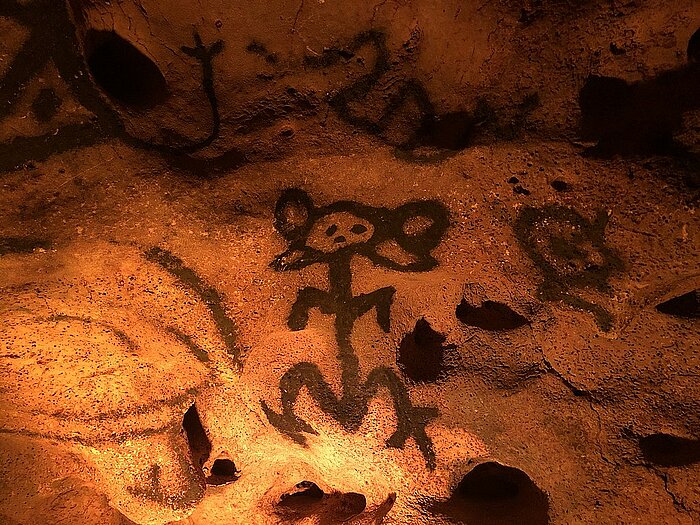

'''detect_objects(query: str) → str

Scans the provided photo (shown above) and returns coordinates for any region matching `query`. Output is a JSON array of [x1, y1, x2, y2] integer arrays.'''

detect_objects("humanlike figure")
[[262, 189, 449, 469]]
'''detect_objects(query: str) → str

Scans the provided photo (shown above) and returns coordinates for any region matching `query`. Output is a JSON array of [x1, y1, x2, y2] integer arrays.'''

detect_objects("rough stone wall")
[[0, 1, 698, 524]]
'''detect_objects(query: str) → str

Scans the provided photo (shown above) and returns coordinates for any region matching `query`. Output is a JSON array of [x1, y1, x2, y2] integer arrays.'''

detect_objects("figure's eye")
[[350, 224, 367, 234], [326, 224, 338, 236]]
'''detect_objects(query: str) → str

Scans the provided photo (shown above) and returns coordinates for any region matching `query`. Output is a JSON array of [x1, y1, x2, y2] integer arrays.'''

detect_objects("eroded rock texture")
[[0, 1, 698, 524]]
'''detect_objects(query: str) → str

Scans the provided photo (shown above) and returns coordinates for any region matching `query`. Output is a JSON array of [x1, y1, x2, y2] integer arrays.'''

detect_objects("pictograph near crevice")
[[261, 189, 449, 469]]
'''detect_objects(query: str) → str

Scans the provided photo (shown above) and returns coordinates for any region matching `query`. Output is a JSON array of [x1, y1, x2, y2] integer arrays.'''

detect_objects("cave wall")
[[0, 1, 699, 524]]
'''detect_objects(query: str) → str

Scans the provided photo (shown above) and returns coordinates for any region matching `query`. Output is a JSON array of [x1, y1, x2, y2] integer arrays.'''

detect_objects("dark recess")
[[277, 482, 367, 523], [429, 462, 549, 525], [550, 179, 569, 192], [86, 30, 168, 109], [688, 27, 700, 63], [182, 404, 212, 470], [640, 434, 700, 467], [207, 458, 239, 486], [578, 29, 700, 159], [655, 289, 699, 318], [456, 299, 529, 331], [397, 318, 452, 383], [277, 481, 325, 517]]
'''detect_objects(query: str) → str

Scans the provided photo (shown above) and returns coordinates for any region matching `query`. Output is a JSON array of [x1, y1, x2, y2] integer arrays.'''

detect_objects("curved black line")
[[143, 246, 240, 365]]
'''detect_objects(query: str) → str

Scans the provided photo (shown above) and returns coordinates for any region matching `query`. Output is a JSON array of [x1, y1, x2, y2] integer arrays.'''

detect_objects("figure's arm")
[[288, 287, 334, 331], [351, 286, 395, 333]]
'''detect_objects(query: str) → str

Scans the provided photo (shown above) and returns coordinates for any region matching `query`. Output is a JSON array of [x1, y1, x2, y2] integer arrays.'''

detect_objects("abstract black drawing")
[[0, 0, 228, 173], [0, 245, 238, 446], [305, 30, 491, 161], [261, 189, 449, 469], [514, 205, 623, 331]]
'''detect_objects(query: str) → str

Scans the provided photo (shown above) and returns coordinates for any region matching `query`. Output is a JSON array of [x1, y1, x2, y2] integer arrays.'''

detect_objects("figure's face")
[[306, 212, 375, 253]]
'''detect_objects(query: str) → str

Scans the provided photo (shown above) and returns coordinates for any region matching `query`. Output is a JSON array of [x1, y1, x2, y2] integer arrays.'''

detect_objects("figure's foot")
[[385, 405, 438, 470]]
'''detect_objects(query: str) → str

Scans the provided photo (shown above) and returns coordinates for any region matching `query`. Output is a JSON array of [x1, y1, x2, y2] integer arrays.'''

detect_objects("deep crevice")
[[640, 434, 700, 467], [182, 404, 212, 471], [456, 298, 529, 331], [655, 289, 699, 319]]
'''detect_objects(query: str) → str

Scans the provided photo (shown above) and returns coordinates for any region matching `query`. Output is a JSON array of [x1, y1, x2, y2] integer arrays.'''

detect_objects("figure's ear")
[[273, 189, 314, 241], [392, 200, 449, 256]]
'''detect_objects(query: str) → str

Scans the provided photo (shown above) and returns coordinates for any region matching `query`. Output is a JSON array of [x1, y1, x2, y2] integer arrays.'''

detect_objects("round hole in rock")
[[86, 30, 168, 109], [429, 462, 549, 525], [206, 458, 239, 486]]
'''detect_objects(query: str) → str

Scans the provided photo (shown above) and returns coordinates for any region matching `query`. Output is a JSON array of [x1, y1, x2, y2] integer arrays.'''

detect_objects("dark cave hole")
[[321, 492, 367, 523], [206, 458, 239, 486], [397, 318, 450, 383], [689, 27, 700, 63], [86, 30, 168, 109], [429, 462, 549, 525], [456, 298, 529, 331], [182, 404, 212, 470], [277, 482, 367, 523], [578, 51, 700, 157], [550, 179, 569, 192], [277, 481, 325, 516], [459, 462, 521, 500], [655, 289, 699, 319], [639, 434, 700, 467], [418, 111, 479, 151]]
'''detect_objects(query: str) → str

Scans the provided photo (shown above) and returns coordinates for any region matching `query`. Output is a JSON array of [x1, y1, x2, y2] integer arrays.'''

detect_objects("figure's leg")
[[288, 287, 335, 331], [261, 362, 341, 445], [352, 286, 395, 333], [365, 367, 438, 470]]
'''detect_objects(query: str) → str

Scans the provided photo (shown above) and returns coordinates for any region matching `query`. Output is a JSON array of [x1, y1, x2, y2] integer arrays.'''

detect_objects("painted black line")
[[144, 247, 239, 365]]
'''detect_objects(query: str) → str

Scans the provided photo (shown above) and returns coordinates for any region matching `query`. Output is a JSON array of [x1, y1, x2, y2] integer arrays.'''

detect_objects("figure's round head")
[[305, 211, 375, 253]]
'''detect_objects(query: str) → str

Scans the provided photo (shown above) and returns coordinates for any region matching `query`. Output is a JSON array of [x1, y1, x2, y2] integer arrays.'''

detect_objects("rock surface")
[[0, 1, 698, 524]]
